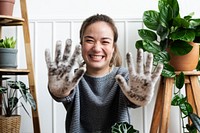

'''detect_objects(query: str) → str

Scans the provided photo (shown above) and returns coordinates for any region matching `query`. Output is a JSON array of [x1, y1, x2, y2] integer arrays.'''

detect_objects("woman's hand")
[[45, 39, 86, 98], [115, 49, 163, 106]]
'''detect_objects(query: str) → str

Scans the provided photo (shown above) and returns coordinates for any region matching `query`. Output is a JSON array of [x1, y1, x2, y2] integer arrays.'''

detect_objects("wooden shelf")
[[0, 0, 40, 132], [0, 15, 24, 26], [175, 71, 200, 76], [0, 68, 29, 75]]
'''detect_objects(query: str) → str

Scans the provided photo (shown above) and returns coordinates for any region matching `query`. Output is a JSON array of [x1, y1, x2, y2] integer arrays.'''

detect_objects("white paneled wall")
[[2, 0, 200, 132], [2, 18, 181, 133]]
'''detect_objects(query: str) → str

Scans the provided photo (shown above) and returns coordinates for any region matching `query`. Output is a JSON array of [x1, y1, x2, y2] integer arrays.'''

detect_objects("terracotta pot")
[[0, 115, 21, 133], [0, 0, 15, 16], [169, 42, 199, 71]]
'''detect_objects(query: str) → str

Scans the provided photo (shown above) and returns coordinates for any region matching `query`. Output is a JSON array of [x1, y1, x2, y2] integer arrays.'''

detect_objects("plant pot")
[[0, 0, 15, 16], [0, 115, 21, 133], [0, 48, 17, 68], [169, 42, 199, 71]]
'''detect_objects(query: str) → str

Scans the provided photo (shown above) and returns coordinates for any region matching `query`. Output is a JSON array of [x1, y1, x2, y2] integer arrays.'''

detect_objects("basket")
[[0, 115, 21, 133]]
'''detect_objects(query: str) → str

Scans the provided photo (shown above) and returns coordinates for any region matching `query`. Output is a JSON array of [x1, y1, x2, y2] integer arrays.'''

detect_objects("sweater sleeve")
[[48, 85, 76, 103]]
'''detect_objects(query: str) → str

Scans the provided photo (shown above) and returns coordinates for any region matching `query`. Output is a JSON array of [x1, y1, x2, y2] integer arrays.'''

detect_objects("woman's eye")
[[86, 40, 94, 43], [102, 41, 110, 45]]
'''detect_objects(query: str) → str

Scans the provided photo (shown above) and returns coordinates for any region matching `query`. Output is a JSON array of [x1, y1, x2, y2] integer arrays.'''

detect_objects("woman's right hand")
[[45, 39, 86, 98]]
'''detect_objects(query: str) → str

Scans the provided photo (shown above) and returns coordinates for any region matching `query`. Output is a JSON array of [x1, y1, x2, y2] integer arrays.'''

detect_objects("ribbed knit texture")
[[53, 67, 138, 133]]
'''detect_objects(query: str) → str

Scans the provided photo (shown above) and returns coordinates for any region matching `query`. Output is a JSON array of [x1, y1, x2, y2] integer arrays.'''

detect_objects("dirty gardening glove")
[[115, 49, 163, 106], [45, 39, 86, 98]]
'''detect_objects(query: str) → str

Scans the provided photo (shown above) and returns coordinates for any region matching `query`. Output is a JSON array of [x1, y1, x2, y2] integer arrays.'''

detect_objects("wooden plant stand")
[[150, 71, 200, 133]]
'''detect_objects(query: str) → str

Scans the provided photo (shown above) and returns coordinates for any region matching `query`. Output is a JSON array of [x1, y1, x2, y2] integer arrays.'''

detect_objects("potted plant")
[[135, 0, 200, 77], [111, 122, 139, 133], [135, 0, 200, 132], [0, 36, 18, 68], [0, 78, 36, 133]]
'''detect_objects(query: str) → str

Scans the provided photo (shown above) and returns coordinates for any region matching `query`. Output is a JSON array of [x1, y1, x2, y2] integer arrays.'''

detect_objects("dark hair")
[[79, 14, 122, 66]]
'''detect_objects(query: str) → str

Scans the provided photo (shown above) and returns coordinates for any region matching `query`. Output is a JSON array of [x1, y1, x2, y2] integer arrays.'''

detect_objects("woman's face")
[[81, 21, 115, 76]]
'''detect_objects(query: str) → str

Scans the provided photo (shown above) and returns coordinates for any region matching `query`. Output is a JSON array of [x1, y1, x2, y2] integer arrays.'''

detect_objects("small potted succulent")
[[0, 36, 18, 68], [0, 78, 36, 133]]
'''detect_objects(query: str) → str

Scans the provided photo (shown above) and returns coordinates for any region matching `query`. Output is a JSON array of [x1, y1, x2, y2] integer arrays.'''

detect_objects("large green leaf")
[[170, 29, 195, 42], [26, 93, 36, 110], [189, 19, 200, 28], [172, 18, 190, 28], [8, 97, 18, 111], [170, 40, 193, 55], [142, 40, 161, 54], [171, 94, 185, 106], [111, 122, 139, 133], [161, 63, 175, 77], [159, 0, 179, 18], [180, 102, 193, 116], [157, 24, 169, 40], [135, 40, 144, 50], [160, 39, 170, 50], [153, 51, 170, 65], [15, 81, 28, 102], [143, 10, 160, 30], [159, 4, 173, 28], [175, 72, 184, 89], [138, 29, 157, 41]]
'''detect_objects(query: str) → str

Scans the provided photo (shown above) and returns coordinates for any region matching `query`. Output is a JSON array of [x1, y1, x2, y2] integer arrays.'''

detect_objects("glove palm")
[[116, 49, 163, 106], [45, 39, 86, 98]]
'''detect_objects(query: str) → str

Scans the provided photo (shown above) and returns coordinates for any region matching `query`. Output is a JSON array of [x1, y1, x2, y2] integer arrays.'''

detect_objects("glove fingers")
[[65, 45, 81, 73], [71, 67, 86, 85], [55, 41, 62, 65], [63, 39, 72, 62], [126, 52, 136, 76], [144, 52, 153, 77], [136, 49, 144, 74], [45, 48, 51, 68], [115, 74, 129, 92], [151, 63, 163, 83]]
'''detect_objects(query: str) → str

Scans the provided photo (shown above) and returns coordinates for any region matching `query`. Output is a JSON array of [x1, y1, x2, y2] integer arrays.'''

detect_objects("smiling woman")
[[81, 21, 116, 77], [45, 14, 163, 133]]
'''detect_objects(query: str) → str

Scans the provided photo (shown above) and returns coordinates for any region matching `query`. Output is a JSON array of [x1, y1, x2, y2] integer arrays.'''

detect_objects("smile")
[[89, 55, 105, 61]]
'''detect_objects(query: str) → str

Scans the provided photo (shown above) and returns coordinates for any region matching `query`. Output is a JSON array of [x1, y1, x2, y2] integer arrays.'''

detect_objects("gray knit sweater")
[[52, 67, 139, 133]]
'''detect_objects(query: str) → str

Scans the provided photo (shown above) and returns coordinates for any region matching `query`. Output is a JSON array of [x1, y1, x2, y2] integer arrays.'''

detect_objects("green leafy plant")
[[0, 78, 36, 117], [136, 1, 200, 131], [135, 0, 200, 77], [0, 37, 16, 48], [171, 72, 200, 133], [111, 122, 139, 133]]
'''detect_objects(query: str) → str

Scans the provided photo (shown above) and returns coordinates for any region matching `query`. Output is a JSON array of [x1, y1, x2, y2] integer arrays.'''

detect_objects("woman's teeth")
[[90, 55, 104, 60]]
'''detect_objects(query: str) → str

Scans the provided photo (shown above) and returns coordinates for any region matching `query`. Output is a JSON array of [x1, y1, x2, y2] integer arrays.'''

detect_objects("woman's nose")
[[92, 42, 102, 52]]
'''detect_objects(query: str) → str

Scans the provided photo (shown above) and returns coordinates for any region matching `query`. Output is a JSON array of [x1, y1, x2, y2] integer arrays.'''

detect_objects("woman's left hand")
[[115, 49, 163, 106]]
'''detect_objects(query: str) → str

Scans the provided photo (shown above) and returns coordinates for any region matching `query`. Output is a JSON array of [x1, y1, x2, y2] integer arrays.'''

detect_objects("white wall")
[[2, 0, 200, 133]]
